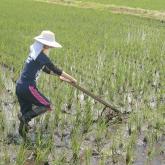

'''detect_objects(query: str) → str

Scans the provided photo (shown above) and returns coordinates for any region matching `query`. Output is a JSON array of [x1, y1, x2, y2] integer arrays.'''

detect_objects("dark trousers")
[[16, 82, 51, 121]]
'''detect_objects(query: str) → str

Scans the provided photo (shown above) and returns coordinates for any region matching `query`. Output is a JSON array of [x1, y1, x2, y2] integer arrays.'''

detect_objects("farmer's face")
[[44, 45, 52, 49], [43, 45, 52, 56]]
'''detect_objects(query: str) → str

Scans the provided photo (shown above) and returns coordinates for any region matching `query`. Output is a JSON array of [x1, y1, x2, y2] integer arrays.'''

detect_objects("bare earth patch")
[[35, 0, 165, 21]]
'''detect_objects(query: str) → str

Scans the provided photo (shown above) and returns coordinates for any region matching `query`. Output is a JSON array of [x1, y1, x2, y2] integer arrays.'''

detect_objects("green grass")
[[0, 0, 164, 164], [80, 0, 165, 11]]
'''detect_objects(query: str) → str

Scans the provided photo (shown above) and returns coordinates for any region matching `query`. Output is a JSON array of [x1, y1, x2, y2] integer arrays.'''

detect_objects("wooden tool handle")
[[68, 82, 120, 113]]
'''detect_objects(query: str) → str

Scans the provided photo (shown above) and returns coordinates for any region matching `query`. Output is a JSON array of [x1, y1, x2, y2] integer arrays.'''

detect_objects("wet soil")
[[0, 65, 164, 164]]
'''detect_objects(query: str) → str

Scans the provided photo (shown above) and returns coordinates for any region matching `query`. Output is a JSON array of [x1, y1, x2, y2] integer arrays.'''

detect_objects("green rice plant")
[[34, 128, 53, 149], [51, 153, 68, 165], [70, 126, 83, 163], [99, 156, 106, 165], [132, 112, 144, 133], [111, 137, 119, 164], [81, 100, 93, 133], [125, 132, 137, 165], [65, 84, 74, 109], [0, 110, 5, 135], [146, 135, 155, 161], [15, 145, 27, 165], [1, 147, 10, 165], [126, 148, 133, 165], [95, 119, 107, 152], [34, 146, 51, 165], [84, 148, 92, 165], [0, 74, 3, 93]]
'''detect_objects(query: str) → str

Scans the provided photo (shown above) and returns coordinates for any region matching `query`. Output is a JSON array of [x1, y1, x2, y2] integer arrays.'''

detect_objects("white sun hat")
[[34, 30, 62, 48]]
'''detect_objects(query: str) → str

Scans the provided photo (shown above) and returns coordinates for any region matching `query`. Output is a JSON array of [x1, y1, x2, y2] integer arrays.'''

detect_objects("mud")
[[0, 65, 164, 164]]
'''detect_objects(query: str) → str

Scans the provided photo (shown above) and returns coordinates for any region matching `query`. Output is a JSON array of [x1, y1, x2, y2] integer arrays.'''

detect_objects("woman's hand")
[[60, 71, 77, 84], [59, 76, 71, 82], [60, 76, 77, 84], [69, 77, 77, 84]]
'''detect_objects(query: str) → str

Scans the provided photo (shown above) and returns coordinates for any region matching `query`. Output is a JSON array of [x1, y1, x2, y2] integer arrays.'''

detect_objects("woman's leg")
[[16, 83, 51, 122], [24, 84, 51, 121], [16, 83, 32, 115], [16, 96, 33, 138], [17, 96, 32, 116], [16, 83, 51, 138]]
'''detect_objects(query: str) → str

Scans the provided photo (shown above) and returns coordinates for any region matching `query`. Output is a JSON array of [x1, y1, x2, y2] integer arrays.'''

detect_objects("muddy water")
[[0, 65, 164, 165], [134, 133, 165, 165]]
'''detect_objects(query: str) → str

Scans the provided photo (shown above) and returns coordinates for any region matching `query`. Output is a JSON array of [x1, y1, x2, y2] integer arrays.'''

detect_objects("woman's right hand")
[[70, 77, 77, 84], [59, 76, 71, 83], [60, 71, 77, 84]]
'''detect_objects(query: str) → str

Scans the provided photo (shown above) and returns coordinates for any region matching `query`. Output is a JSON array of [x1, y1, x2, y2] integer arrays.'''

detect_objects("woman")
[[16, 30, 77, 138]]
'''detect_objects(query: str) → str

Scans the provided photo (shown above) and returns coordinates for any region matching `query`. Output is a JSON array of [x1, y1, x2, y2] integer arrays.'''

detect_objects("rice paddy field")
[[0, 0, 165, 164]]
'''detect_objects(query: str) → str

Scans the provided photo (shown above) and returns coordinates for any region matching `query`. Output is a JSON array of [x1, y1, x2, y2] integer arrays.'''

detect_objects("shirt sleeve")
[[42, 66, 51, 74], [36, 52, 63, 76]]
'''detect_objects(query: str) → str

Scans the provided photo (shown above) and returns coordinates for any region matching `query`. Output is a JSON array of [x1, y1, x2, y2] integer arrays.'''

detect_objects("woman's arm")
[[37, 52, 77, 83], [42, 66, 51, 74], [43, 62, 77, 83]]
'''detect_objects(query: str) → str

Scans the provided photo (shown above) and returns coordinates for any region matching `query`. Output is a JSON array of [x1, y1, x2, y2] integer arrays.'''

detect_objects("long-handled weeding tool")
[[67, 82, 121, 114]]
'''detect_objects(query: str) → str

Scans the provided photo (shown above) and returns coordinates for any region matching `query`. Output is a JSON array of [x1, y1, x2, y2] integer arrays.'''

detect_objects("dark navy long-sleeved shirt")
[[17, 52, 62, 85]]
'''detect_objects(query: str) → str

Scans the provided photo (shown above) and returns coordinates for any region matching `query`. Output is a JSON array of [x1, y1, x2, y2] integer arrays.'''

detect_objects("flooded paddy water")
[[0, 64, 164, 165]]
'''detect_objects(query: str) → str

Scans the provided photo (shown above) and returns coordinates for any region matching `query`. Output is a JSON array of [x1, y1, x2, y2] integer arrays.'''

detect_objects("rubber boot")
[[18, 106, 48, 139], [18, 113, 31, 140]]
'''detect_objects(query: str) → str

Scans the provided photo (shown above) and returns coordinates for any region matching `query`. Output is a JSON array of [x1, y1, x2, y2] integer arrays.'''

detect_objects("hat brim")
[[34, 37, 62, 48]]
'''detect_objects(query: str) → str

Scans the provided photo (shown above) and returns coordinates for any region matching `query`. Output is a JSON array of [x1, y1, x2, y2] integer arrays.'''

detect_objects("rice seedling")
[[1, 148, 10, 165], [95, 119, 107, 153], [81, 100, 93, 133], [15, 145, 27, 165], [70, 126, 83, 163], [83, 148, 92, 165]]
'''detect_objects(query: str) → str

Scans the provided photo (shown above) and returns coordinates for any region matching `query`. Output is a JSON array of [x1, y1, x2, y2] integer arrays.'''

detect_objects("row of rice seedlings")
[[75, 38, 162, 113], [0, 47, 162, 162], [0, 15, 163, 114], [44, 46, 163, 163]]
